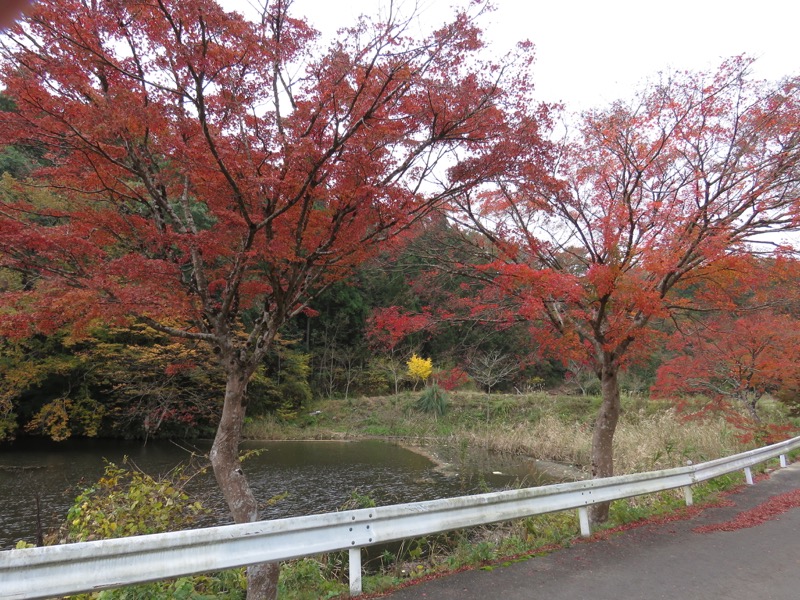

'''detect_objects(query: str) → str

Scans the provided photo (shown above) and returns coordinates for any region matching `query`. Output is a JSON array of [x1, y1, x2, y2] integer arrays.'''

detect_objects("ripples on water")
[[0, 437, 555, 550]]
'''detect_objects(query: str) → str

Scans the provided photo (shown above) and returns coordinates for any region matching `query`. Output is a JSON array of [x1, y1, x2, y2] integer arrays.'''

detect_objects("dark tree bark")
[[590, 360, 621, 523], [209, 363, 281, 597]]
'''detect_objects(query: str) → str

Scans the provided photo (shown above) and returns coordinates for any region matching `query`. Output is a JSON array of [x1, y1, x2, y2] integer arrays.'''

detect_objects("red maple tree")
[[653, 311, 800, 420], [0, 0, 552, 594], [366, 305, 433, 394], [453, 58, 800, 521]]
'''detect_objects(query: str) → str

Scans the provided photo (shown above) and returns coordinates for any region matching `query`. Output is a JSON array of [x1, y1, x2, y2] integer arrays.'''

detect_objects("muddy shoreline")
[[395, 439, 586, 482]]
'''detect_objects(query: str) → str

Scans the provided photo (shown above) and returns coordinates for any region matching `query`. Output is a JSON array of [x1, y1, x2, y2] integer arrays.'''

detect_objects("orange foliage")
[[653, 311, 800, 419], [453, 58, 800, 382]]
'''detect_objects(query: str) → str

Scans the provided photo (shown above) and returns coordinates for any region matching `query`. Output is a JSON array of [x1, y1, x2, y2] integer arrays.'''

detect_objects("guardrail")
[[2, 434, 799, 599]]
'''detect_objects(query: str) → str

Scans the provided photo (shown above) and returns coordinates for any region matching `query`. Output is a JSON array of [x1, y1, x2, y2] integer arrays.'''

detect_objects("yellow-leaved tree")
[[407, 354, 433, 389]]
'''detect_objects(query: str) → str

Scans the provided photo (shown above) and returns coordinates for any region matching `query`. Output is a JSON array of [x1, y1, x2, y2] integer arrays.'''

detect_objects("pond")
[[0, 437, 558, 550]]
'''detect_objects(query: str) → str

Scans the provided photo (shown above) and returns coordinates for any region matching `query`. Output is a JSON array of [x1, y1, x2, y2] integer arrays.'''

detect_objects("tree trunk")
[[589, 360, 621, 524], [743, 392, 761, 422], [210, 366, 280, 599]]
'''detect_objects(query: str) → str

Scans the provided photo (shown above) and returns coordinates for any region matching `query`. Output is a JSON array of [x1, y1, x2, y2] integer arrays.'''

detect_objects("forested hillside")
[[2, 180, 799, 441]]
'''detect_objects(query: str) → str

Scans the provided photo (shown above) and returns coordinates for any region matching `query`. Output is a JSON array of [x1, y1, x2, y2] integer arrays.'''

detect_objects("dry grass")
[[244, 392, 753, 475], [459, 408, 747, 475], [460, 416, 592, 468], [612, 410, 747, 473]]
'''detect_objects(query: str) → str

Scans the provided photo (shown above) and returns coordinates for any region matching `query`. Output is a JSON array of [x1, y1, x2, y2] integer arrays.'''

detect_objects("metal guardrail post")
[[744, 466, 754, 485], [349, 547, 362, 596], [682, 486, 693, 506], [780, 454, 788, 468], [577, 507, 591, 537]]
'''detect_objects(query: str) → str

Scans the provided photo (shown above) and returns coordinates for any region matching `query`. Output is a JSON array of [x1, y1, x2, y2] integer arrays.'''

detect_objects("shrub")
[[415, 384, 448, 417], [56, 459, 245, 599], [438, 366, 471, 391], [58, 460, 207, 543]]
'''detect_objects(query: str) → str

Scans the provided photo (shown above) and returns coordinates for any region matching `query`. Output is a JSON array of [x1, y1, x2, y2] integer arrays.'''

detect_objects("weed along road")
[[384, 463, 800, 600]]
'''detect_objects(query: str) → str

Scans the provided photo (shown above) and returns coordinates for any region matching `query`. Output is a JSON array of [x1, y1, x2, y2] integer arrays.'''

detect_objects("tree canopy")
[[449, 58, 800, 519], [0, 0, 553, 595]]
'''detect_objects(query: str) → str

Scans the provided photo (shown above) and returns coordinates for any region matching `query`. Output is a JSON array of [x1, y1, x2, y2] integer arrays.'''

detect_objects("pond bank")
[[393, 440, 586, 483], [243, 392, 750, 477]]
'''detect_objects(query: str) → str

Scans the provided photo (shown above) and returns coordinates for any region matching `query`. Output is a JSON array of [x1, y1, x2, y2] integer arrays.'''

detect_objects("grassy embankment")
[[244, 391, 760, 475], [239, 391, 799, 598]]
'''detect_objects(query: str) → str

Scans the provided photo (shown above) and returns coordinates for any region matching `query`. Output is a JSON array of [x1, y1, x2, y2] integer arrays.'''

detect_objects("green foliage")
[[248, 338, 313, 419], [690, 472, 743, 504], [0, 334, 100, 441], [277, 558, 345, 599], [608, 491, 684, 525], [0, 325, 318, 440], [56, 460, 245, 599], [25, 394, 105, 441], [0, 96, 48, 177], [353, 364, 391, 397], [0, 326, 226, 441], [341, 489, 377, 509], [0, 146, 34, 178], [0, 410, 17, 442], [415, 384, 448, 417], [447, 538, 496, 568], [60, 460, 208, 542], [83, 571, 245, 600], [775, 383, 800, 417], [89, 326, 225, 439], [553, 394, 603, 423], [518, 511, 579, 546]]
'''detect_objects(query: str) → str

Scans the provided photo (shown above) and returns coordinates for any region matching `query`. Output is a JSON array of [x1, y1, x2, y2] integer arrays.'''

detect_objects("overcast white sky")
[[228, 0, 799, 112]]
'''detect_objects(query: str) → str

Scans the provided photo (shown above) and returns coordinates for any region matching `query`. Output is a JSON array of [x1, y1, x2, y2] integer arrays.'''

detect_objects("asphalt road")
[[383, 462, 800, 599]]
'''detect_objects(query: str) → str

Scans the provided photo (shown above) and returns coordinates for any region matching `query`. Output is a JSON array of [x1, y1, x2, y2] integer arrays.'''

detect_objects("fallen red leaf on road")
[[693, 488, 800, 533]]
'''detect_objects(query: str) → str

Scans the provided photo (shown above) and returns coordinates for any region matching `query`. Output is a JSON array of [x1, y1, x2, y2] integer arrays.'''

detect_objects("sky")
[[229, 0, 799, 112]]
